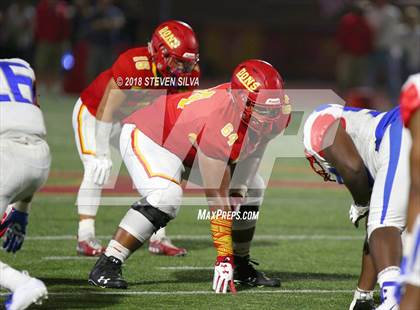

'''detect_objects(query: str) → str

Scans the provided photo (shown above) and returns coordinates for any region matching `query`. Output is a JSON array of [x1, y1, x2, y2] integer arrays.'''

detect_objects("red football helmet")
[[149, 20, 199, 77], [230, 59, 287, 133]]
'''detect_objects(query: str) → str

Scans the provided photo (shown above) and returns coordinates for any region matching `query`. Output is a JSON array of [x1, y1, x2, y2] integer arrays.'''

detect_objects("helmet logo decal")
[[159, 26, 181, 49], [265, 98, 281, 105], [182, 52, 196, 60], [235, 68, 261, 92]]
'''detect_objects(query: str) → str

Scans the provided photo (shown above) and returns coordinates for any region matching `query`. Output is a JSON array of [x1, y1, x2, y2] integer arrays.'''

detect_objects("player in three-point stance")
[[88, 59, 291, 292], [0, 58, 50, 310], [303, 103, 411, 310], [72, 20, 200, 257], [398, 73, 420, 310]]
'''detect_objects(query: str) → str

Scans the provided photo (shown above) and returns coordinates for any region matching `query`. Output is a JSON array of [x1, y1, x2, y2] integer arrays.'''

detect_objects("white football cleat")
[[5, 278, 48, 310]]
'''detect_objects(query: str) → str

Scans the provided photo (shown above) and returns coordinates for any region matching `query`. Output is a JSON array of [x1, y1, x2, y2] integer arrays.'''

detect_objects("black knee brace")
[[131, 198, 172, 231]]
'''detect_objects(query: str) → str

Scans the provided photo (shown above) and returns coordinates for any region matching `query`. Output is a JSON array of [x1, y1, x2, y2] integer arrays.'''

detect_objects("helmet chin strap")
[[147, 42, 154, 56]]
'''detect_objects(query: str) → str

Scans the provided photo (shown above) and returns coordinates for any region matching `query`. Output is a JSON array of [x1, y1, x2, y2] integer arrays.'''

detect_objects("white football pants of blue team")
[[0, 132, 51, 214], [366, 121, 411, 238]]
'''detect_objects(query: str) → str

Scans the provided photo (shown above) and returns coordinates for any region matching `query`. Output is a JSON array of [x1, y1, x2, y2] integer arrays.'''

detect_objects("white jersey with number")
[[0, 58, 50, 214], [303, 104, 411, 237], [0, 58, 46, 137]]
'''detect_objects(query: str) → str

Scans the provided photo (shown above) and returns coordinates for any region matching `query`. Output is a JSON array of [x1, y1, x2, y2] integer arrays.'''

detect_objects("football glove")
[[92, 155, 112, 186], [212, 256, 237, 294], [0, 208, 28, 253], [349, 203, 369, 228]]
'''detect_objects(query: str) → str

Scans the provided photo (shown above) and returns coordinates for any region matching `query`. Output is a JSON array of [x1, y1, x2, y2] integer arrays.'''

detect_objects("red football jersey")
[[80, 47, 200, 116], [123, 83, 291, 167], [400, 78, 420, 128]]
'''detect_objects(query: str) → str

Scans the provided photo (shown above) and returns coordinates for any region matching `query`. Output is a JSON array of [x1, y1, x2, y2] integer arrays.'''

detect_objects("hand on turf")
[[212, 256, 237, 294], [349, 203, 369, 228], [0, 208, 28, 253], [92, 155, 112, 186]]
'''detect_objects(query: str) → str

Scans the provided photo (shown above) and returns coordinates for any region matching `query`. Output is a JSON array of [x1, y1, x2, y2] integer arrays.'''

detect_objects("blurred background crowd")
[[0, 0, 419, 110]]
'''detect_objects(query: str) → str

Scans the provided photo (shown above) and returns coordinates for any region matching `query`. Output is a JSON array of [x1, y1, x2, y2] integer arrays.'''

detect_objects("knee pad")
[[131, 198, 172, 230], [120, 198, 174, 243], [145, 182, 182, 219], [119, 207, 156, 243], [232, 204, 260, 231]]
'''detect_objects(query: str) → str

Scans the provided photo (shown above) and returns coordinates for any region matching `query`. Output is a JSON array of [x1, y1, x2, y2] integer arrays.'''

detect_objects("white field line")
[[41, 258, 214, 269], [43, 256, 97, 260], [158, 266, 214, 270], [0, 289, 354, 297], [28, 234, 364, 241], [99, 196, 347, 206]]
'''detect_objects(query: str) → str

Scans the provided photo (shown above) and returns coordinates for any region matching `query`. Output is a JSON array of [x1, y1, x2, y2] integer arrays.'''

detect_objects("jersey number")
[[177, 89, 216, 109], [132, 56, 150, 70], [221, 123, 238, 146], [0, 61, 34, 104]]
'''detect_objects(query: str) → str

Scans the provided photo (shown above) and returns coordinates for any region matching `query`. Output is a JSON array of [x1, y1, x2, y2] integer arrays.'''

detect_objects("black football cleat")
[[351, 299, 375, 310], [88, 254, 128, 289], [233, 255, 281, 287]]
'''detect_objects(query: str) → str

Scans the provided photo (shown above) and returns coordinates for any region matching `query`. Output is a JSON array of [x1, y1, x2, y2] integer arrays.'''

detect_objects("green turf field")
[[0, 95, 378, 309]]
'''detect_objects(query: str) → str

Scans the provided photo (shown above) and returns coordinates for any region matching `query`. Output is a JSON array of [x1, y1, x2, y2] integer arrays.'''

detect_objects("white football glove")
[[212, 256, 237, 294], [92, 156, 112, 186], [349, 203, 369, 228]]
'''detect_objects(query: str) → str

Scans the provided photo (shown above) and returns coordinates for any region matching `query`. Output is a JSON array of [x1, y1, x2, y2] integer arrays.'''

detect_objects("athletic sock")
[[211, 216, 233, 257], [0, 262, 30, 292], [104, 240, 131, 263], [353, 287, 374, 300], [377, 266, 400, 304], [78, 218, 95, 241]]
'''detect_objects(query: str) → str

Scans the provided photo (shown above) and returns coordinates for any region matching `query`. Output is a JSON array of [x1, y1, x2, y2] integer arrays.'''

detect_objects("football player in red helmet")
[[73, 20, 199, 257], [398, 73, 420, 310], [230, 59, 287, 134], [88, 59, 291, 292], [149, 20, 199, 78]]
